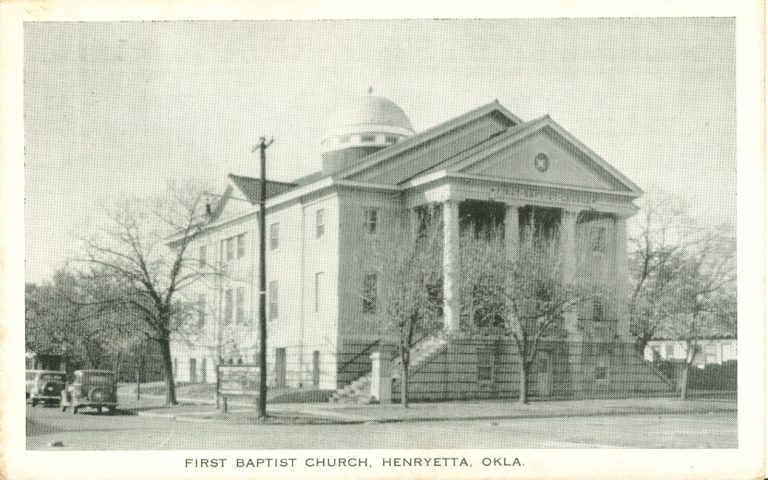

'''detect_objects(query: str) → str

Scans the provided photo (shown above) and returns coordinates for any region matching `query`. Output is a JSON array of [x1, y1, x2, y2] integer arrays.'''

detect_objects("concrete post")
[[370, 352, 392, 404], [443, 199, 460, 332]]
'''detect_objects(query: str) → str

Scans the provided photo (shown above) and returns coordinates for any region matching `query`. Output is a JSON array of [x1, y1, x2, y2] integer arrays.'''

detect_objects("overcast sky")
[[24, 18, 735, 283]]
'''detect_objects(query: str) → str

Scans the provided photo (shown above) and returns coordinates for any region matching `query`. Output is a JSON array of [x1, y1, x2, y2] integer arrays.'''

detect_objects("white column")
[[561, 208, 581, 340], [504, 204, 520, 263], [443, 200, 460, 332], [614, 215, 631, 340], [409, 207, 420, 240]]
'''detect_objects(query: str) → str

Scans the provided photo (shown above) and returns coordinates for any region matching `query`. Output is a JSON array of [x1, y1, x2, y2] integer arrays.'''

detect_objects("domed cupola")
[[321, 88, 414, 174]]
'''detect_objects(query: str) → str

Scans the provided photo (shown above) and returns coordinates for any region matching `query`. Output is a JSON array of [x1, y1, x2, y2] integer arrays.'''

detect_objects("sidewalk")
[[127, 393, 736, 425]]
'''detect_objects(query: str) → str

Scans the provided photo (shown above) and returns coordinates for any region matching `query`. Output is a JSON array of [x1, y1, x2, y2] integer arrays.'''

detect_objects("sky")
[[23, 18, 736, 283]]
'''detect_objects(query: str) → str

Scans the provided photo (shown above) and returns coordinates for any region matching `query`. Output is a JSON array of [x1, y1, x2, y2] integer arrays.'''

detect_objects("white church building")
[[170, 93, 673, 401]]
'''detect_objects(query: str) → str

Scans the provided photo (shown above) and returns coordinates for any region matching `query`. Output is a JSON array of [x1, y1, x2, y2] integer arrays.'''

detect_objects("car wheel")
[[72, 405, 78, 415], [106, 407, 115, 415], [61, 404, 67, 412]]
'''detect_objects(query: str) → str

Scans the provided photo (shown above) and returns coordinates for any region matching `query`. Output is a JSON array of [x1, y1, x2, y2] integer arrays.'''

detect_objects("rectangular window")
[[314, 272, 324, 312], [592, 226, 607, 253], [362, 273, 377, 314], [197, 294, 206, 328], [224, 289, 233, 325], [665, 344, 674, 358], [477, 349, 494, 383], [235, 287, 245, 324], [316, 209, 325, 238], [270, 223, 280, 250], [225, 237, 235, 261], [236, 233, 246, 258], [269, 281, 279, 320], [363, 207, 378, 236], [360, 134, 376, 142], [385, 135, 398, 144], [591, 297, 604, 322], [199, 246, 207, 268], [595, 353, 610, 381]]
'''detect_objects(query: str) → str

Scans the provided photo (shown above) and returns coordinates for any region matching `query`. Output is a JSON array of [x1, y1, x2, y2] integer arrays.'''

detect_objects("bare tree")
[[78, 183, 215, 405], [459, 228, 588, 404], [628, 191, 697, 354], [368, 208, 444, 408], [660, 225, 736, 400]]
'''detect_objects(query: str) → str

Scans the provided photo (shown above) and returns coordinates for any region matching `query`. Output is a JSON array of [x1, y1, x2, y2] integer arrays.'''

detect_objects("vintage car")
[[29, 370, 67, 407], [60, 370, 118, 414]]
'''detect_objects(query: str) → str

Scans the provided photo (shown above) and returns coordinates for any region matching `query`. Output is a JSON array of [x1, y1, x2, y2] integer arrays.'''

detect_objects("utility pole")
[[253, 136, 273, 419]]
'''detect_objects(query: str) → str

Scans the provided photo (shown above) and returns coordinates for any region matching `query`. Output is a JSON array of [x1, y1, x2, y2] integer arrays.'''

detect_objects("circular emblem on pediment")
[[534, 153, 550, 172]]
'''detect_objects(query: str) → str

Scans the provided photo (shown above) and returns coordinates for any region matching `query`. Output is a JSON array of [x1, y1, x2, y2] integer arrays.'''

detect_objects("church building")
[[170, 92, 673, 401]]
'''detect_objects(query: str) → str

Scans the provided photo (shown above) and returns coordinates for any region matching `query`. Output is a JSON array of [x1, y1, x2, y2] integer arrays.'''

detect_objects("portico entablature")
[[402, 172, 639, 218]]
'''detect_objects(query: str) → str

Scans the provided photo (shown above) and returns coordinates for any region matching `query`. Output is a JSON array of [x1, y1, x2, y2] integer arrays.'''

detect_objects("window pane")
[[199, 246, 207, 268], [198, 294, 206, 328], [236, 287, 245, 323], [316, 209, 325, 238], [237, 234, 246, 258], [315, 272, 323, 312], [362, 273, 377, 314], [224, 289, 233, 325], [270, 223, 280, 250], [226, 237, 234, 260], [269, 281, 278, 319]]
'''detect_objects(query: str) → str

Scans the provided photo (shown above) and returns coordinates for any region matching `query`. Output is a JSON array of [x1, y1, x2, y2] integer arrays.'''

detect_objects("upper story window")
[[224, 237, 235, 262], [235, 286, 246, 324], [362, 272, 377, 314], [314, 271, 324, 312], [199, 246, 207, 268], [360, 134, 376, 143], [236, 233, 246, 258], [591, 226, 607, 253], [316, 209, 325, 238], [270, 223, 280, 250], [224, 288, 233, 325], [197, 294, 206, 328], [269, 281, 279, 320], [591, 297, 604, 322], [363, 207, 378, 236], [385, 135, 398, 144]]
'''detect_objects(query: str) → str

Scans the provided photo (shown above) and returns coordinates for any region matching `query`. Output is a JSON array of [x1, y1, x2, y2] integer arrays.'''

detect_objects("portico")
[[406, 175, 637, 342]]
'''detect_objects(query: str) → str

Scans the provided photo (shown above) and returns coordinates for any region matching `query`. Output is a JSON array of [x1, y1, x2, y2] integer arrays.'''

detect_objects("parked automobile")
[[29, 370, 67, 407], [60, 370, 118, 414]]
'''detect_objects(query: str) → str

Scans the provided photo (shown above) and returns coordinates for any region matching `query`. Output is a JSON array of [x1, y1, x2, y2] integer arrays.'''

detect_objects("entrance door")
[[275, 348, 287, 388], [532, 351, 553, 397], [312, 351, 320, 387]]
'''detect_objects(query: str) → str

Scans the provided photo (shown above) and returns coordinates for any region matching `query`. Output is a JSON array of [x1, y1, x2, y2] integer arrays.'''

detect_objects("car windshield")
[[84, 373, 113, 383], [40, 374, 65, 382]]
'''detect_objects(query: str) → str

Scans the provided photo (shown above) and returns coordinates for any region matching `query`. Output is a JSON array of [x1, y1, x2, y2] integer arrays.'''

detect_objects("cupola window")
[[360, 134, 376, 143]]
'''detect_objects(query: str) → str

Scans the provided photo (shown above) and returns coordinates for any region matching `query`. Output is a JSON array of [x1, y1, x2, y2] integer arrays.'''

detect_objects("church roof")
[[227, 174, 298, 205]]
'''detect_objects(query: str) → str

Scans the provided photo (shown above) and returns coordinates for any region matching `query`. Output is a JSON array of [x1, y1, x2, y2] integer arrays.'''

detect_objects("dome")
[[324, 94, 414, 137], [320, 92, 415, 173]]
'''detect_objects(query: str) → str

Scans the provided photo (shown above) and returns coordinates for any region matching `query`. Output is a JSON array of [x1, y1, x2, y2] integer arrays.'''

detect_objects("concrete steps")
[[328, 373, 375, 404]]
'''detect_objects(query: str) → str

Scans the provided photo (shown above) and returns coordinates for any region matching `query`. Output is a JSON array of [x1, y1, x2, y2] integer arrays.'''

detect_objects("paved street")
[[27, 403, 737, 450]]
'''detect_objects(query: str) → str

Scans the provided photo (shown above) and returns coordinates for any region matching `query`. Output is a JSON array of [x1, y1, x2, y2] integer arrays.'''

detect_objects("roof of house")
[[227, 174, 298, 204]]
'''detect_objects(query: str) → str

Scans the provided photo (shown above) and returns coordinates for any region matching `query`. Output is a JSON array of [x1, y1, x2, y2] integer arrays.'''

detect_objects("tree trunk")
[[518, 361, 529, 404], [679, 362, 690, 400], [158, 339, 178, 405], [401, 347, 410, 408]]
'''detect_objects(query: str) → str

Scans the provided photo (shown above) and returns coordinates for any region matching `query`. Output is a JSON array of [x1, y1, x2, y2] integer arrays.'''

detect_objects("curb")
[[136, 403, 736, 426]]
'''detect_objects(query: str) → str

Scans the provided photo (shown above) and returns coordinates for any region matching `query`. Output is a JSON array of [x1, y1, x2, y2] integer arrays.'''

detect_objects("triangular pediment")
[[444, 118, 640, 194]]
